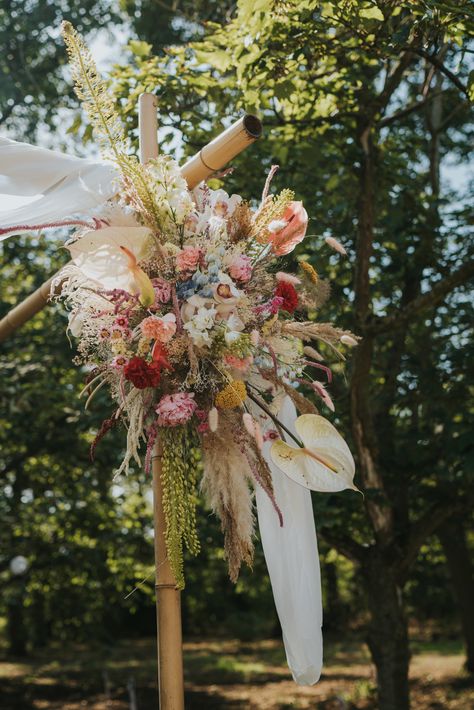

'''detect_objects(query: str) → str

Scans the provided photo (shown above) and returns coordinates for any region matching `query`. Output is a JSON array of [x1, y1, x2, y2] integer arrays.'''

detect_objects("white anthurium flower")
[[270, 414, 357, 493], [67, 226, 153, 292]]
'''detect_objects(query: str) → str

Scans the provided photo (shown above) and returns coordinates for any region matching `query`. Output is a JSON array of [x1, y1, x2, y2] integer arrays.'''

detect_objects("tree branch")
[[378, 90, 444, 128], [396, 498, 467, 582], [366, 258, 474, 335], [407, 47, 468, 96], [318, 528, 367, 564]]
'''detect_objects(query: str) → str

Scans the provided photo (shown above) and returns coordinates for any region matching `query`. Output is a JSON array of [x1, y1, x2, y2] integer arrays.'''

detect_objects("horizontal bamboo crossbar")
[[0, 115, 262, 342]]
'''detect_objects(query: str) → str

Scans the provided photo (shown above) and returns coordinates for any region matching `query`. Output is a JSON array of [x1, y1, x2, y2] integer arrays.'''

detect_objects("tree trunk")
[[363, 550, 410, 710], [438, 519, 474, 673], [6, 586, 28, 657]]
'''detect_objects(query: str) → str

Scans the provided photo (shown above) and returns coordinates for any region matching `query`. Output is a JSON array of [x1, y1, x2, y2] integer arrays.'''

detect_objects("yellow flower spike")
[[119, 245, 155, 308], [300, 261, 318, 283], [215, 380, 247, 409], [270, 414, 358, 493]]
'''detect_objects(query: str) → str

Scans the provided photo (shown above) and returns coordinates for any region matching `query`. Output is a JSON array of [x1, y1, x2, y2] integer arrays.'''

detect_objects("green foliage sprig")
[[160, 426, 201, 589]]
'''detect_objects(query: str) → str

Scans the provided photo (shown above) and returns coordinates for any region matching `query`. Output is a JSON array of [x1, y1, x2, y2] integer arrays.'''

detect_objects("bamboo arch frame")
[[0, 96, 262, 708], [0, 110, 262, 343]]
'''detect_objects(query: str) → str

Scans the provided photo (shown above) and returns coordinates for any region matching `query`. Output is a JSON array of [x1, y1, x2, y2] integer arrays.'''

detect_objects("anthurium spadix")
[[270, 414, 357, 493], [67, 226, 155, 306]]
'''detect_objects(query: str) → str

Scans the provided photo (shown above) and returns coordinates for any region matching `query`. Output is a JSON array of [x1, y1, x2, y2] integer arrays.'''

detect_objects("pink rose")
[[176, 246, 202, 273], [155, 392, 197, 427], [228, 254, 252, 283], [140, 314, 176, 343], [268, 201, 308, 256]]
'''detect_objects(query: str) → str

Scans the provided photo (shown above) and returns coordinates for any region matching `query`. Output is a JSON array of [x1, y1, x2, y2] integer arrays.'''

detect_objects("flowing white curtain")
[[256, 396, 323, 685], [0, 137, 118, 237]]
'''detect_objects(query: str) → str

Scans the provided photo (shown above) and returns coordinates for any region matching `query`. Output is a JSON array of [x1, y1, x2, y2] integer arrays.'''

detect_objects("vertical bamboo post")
[[139, 92, 185, 710]]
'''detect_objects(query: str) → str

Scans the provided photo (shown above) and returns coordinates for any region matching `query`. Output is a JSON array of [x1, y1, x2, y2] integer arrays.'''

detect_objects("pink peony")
[[228, 254, 252, 282], [268, 201, 308, 256], [176, 245, 202, 272], [140, 314, 176, 343], [155, 392, 197, 427]]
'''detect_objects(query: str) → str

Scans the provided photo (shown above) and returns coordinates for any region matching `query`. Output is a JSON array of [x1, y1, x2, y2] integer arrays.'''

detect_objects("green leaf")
[[128, 40, 152, 58], [360, 6, 384, 21]]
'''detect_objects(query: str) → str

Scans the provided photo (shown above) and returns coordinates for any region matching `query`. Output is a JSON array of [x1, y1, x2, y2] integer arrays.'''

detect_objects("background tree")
[[109, 1, 474, 707]]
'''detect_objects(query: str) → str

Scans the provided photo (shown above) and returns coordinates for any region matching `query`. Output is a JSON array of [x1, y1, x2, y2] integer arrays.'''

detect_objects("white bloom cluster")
[[147, 156, 194, 228], [183, 305, 217, 347]]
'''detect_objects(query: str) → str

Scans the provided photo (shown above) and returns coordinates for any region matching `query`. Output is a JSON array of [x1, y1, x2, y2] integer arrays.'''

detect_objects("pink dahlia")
[[155, 392, 197, 427]]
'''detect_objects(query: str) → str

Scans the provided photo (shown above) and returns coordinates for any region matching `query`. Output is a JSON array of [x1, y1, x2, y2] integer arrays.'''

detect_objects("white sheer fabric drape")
[[256, 396, 323, 685], [0, 137, 118, 237]]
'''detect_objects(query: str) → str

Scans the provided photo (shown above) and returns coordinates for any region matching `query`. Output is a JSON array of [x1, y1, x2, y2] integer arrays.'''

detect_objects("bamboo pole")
[[181, 114, 262, 187], [0, 114, 262, 343], [139, 92, 185, 709], [0, 275, 57, 341]]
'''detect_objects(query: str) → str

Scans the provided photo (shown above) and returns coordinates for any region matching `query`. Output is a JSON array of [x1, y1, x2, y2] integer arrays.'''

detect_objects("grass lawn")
[[0, 636, 472, 709]]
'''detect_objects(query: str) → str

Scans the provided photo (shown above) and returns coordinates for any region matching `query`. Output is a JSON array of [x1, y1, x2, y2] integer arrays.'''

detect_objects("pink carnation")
[[176, 246, 202, 273], [228, 254, 252, 283], [155, 392, 197, 427], [140, 314, 176, 343]]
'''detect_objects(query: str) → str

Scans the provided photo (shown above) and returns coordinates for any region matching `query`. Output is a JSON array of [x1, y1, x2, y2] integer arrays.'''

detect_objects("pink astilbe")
[[90, 413, 119, 461]]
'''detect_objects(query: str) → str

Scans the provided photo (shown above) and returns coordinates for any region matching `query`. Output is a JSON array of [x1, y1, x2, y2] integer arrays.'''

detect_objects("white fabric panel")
[[256, 396, 323, 685], [0, 137, 118, 237]]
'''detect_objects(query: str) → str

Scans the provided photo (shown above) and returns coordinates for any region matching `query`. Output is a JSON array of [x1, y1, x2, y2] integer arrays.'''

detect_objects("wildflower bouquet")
[[54, 22, 358, 588]]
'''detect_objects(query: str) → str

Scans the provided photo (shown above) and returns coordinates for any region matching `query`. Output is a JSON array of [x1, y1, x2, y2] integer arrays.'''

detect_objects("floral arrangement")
[[57, 22, 358, 588]]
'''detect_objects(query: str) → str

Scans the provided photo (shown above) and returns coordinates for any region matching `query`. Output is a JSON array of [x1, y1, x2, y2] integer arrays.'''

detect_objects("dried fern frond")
[[61, 22, 162, 232]]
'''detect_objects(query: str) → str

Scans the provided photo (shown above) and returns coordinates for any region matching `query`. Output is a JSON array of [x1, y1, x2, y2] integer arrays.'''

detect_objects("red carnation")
[[124, 356, 162, 389], [275, 281, 299, 313]]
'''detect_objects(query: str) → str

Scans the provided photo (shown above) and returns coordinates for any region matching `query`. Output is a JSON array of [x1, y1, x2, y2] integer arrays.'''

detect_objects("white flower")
[[209, 188, 241, 218], [146, 156, 194, 227], [181, 295, 210, 323], [183, 305, 217, 347], [67, 226, 152, 289]]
